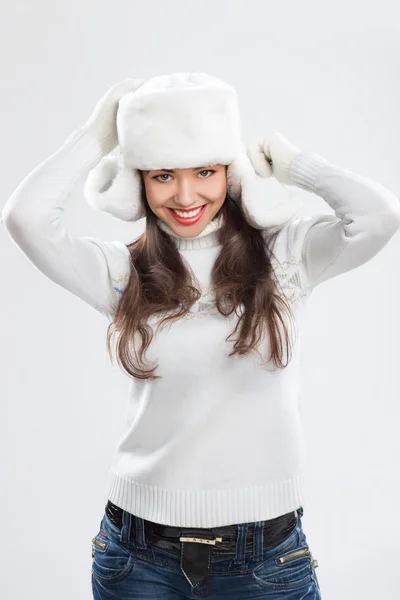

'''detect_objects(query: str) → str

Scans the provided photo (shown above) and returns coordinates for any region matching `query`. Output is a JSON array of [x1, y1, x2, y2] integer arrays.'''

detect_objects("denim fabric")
[[91, 506, 322, 599]]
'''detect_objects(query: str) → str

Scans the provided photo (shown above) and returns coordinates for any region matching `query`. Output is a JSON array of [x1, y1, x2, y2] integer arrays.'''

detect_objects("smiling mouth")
[[168, 205, 206, 214], [167, 205, 207, 224]]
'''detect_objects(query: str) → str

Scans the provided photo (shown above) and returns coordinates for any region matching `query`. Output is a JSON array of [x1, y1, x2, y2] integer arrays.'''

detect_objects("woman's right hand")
[[81, 78, 145, 155]]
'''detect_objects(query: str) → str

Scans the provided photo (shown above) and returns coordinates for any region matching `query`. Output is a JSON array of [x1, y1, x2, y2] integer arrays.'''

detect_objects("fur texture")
[[84, 155, 144, 221], [117, 72, 242, 170], [227, 149, 302, 229]]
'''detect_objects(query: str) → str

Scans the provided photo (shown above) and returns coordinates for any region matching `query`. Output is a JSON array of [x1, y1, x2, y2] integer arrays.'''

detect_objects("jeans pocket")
[[252, 530, 315, 592], [91, 527, 135, 585]]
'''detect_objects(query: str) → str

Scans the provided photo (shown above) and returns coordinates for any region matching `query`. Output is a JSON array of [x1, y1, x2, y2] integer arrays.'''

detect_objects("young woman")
[[3, 72, 400, 600]]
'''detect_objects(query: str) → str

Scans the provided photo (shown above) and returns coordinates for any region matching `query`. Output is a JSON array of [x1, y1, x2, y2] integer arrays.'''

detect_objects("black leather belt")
[[105, 500, 299, 589]]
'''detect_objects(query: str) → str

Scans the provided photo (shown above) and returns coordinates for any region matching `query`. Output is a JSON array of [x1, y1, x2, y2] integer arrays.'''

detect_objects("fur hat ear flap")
[[84, 155, 145, 222], [226, 148, 301, 231]]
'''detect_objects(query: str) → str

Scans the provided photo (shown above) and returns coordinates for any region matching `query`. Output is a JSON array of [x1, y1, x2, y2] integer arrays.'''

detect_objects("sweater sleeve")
[[285, 151, 400, 290], [1, 128, 131, 321]]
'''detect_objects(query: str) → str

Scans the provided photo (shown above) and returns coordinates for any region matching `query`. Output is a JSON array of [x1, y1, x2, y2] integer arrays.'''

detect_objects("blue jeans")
[[91, 507, 322, 599]]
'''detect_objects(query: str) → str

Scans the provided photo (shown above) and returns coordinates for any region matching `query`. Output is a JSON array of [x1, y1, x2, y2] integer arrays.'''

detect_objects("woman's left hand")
[[248, 132, 303, 185]]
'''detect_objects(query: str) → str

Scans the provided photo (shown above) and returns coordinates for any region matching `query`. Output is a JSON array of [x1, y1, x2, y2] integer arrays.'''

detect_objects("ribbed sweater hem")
[[104, 469, 306, 528]]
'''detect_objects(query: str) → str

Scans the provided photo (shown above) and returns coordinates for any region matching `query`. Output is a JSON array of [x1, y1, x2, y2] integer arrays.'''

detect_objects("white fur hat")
[[84, 72, 300, 229]]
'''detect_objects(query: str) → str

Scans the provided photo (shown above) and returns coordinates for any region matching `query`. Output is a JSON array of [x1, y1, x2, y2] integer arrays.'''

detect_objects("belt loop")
[[234, 523, 248, 565], [134, 516, 147, 549], [253, 521, 264, 562], [296, 506, 304, 519], [120, 509, 132, 544]]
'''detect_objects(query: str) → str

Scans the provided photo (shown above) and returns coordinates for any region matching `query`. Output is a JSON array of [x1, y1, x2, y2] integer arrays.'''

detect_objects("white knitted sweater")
[[2, 128, 400, 527]]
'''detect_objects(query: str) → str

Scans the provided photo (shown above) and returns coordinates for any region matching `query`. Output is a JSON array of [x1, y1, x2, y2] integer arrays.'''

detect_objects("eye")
[[153, 174, 172, 182], [198, 169, 216, 178]]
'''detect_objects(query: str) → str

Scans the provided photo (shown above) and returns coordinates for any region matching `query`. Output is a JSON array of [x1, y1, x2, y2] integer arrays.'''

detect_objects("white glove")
[[248, 132, 302, 185], [81, 78, 145, 155]]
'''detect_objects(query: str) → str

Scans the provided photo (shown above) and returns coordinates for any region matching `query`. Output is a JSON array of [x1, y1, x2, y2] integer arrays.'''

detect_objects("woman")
[[3, 72, 400, 599]]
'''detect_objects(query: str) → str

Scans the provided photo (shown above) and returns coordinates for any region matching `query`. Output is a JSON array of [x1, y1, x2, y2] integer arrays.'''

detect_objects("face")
[[141, 165, 227, 237]]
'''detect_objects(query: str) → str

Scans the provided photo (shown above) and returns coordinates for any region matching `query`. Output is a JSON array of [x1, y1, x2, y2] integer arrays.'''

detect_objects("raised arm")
[[262, 133, 400, 290], [1, 79, 142, 320]]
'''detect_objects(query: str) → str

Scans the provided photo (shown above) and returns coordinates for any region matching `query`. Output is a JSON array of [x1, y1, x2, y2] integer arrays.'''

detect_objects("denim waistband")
[[103, 500, 304, 558]]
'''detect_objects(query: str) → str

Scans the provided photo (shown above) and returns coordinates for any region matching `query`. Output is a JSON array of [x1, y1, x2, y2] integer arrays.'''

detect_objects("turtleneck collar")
[[156, 213, 223, 250]]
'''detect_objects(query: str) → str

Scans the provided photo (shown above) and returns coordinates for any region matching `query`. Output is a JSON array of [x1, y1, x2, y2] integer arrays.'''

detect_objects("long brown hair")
[[106, 189, 296, 380]]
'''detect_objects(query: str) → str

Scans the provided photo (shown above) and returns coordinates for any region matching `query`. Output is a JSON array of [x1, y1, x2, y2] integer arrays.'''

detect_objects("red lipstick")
[[167, 205, 207, 225]]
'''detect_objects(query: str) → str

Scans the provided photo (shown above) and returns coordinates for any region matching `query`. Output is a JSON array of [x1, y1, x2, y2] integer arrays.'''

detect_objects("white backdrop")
[[1, 1, 399, 598]]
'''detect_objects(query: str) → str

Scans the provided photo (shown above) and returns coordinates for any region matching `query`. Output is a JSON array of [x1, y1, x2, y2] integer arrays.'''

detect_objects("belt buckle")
[[179, 535, 222, 545]]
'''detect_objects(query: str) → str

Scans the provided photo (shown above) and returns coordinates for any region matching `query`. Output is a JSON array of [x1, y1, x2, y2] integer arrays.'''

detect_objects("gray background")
[[1, 1, 399, 598]]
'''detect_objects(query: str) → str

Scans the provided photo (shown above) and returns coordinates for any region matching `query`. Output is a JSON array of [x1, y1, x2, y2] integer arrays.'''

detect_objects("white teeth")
[[172, 206, 203, 218]]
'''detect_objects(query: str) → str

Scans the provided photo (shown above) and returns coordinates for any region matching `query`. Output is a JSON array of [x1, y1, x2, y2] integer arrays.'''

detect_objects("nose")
[[174, 177, 197, 208]]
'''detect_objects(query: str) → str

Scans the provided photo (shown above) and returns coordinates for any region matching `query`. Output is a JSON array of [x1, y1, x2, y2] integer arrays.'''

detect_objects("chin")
[[172, 221, 209, 237]]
